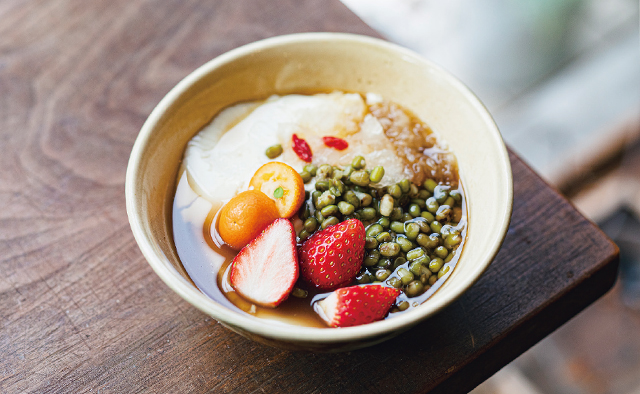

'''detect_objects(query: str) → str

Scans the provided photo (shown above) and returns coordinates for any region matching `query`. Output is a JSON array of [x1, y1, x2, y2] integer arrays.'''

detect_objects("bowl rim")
[[125, 32, 513, 343]]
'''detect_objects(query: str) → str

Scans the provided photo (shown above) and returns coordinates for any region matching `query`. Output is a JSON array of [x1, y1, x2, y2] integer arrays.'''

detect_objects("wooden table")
[[0, 0, 618, 393]]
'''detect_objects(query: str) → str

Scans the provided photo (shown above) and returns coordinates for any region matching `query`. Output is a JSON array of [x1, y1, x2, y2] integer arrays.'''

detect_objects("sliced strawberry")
[[298, 218, 365, 290], [316, 285, 401, 327], [230, 218, 298, 308]]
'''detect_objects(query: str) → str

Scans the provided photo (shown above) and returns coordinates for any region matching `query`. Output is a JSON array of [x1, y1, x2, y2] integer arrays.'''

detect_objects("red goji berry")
[[292, 134, 312, 162], [322, 136, 349, 151]]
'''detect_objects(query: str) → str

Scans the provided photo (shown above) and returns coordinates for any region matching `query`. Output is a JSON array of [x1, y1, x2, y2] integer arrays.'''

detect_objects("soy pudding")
[[172, 91, 466, 328]]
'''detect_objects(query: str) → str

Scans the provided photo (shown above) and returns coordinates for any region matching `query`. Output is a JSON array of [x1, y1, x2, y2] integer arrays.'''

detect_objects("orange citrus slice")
[[249, 162, 305, 218], [218, 190, 280, 250]]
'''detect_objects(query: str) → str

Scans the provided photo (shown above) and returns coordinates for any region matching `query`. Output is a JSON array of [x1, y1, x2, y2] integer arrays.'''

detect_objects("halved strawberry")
[[298, 218, 365, 290], [316, 285, 401, 327], [229, 218, 298, 308]]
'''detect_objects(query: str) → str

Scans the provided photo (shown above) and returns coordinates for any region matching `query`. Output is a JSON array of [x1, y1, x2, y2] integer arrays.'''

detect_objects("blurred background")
[[340, 0, 640, 393]]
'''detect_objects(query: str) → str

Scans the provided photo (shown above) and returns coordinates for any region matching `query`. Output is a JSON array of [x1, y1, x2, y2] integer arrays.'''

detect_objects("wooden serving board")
[[0, 0, 618, 393]]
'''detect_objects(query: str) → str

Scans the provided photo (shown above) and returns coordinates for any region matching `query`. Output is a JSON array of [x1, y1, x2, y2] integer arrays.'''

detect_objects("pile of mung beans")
[[296, 155, 466, 306]]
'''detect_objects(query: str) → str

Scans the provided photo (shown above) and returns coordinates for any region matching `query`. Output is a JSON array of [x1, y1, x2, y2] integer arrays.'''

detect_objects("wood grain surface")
[[0, 0, 618, 393]]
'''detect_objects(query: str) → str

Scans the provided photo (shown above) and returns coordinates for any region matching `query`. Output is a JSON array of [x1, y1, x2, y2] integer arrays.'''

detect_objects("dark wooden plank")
[[0, 0, 618, 393]]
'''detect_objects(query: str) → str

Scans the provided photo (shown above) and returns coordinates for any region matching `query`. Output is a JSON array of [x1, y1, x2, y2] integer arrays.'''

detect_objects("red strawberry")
[[230, 218, 298, 308], [298, 218, 365, 290], [316, 285, 401, 327]]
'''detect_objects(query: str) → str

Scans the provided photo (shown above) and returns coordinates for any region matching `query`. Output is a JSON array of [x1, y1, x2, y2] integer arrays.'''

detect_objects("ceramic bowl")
[[125, 33, 513, 352]]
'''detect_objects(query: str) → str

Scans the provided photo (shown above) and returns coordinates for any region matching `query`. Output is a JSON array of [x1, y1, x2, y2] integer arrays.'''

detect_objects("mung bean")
[[377, 217, 390, 228], [406, 280, 425, 297], [365, 237, 378, 249], [411, 198, 426, 209], [390, 207, 403, 221], [453, 207, 463, 222], [342, 165, 353, 178], [450, 190, 462, 203], [338, 201, 355, 215], [445, 233, 462, 248], [291, 287, 308, 298], [405, 222, 420, 240], [298, 229, 310, 241], [377, 258, 392, 270], [434, 185, 450, 203], [364, 250, 380, 266], [435, 246, 449, 259], [316, 191, 336, 210], [423, 179, 437, 192], [436, 205, 452, 222], [356, 272, 371, 284], [407, 247, 425, 261], [265, 144, 283, 158], [352, 155, 366, 169], [397, 268, 414, 285], [426, 197, 439, 213], [418, 189, 431, 200], [315, 179, 331, 191], [343, 190, 360, 209], [393, 257, 407, 270], [379, 194, 394, 216], [429, 257, 444, 273], [444, 196, 456, 208], [321, 216, 339, 229], [430, 220, 443, 234], [366, 224, 383, 238], [379, 242, 400, 257], [320, 204, 338, 217], [376, 269, 392, 281], [350, 170, 370, 186], [299, 170, 311, 183], [388, 277, 403, 288], [375, 232, 392, 243], [409, 184, 419, 198], [421, 211, 435, 223], [354, 191, 372, 207], [409, 261, 423, 276], [388, 184, 402, 199], [358, 207, 377, 220], [369, 166, 385, 183], [399, 179, 411, 193], [438, 265, 451, 279], [390, 221, 405, 234], [304, 217, 318, 233], [397, 236, 414, 252], [317, 164, 333, 179], [444, 250, 455, 263], [303, 164, 317, 176]]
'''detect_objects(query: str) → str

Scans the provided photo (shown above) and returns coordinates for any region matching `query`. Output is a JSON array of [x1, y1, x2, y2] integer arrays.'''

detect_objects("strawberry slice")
[[229, 218, 298, 308], [298, 218, 365, 290], [316, 285, 401, 327]]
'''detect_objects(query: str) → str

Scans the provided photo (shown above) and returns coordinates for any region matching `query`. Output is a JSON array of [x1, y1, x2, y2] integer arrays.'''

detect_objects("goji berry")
[[292, 134, 313, 162], [322, 136, 349, 151]]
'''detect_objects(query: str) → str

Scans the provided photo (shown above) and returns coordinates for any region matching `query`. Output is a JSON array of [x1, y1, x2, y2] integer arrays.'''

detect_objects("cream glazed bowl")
[[125, 33, 513, 352]]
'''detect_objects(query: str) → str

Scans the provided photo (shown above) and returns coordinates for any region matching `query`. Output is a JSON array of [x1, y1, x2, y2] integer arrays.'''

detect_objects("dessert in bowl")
[[125, 33, 513, 351]]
